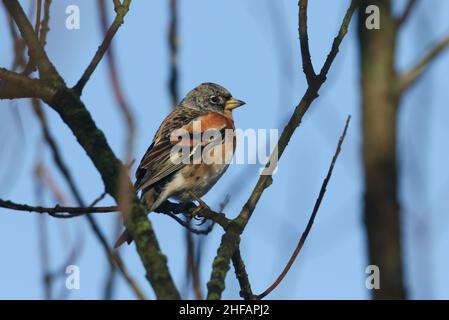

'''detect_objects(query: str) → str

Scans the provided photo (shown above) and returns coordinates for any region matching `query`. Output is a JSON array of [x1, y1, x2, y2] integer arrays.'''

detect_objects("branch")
[[0, 199, 116, 216], [168, 0, 179, 109], [39, 0, 51, 48], [73, 0, 131, 95], [318, 1, 357, 80], [97, 0, 136, 226], [0, 198, 229, 227], [206, 0, 357, 300], [256, 115, 351, 300], [5, 0, 179, 299], [185, 222, 204, 299], [232, 248, 254, 300], [3, 0, 60, 81], [22, 0, 42, 74], [396, 0, 417, 27], [30, 98, 146, 299], [398, 31, 449, 93], [298, 0, 315, 84], [0, 68, 54, 100]]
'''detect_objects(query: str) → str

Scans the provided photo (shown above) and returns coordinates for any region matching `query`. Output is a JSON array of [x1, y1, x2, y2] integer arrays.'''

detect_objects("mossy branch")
[[206, 0, 358, 300], [2, 0, 180, 300]]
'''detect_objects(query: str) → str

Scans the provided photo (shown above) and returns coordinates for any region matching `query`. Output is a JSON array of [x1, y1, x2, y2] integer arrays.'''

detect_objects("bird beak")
[[224, 97, 246, 110]]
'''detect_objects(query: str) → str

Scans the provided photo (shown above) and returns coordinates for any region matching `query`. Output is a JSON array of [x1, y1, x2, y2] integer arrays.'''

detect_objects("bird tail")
[[113, 189, 157, 248]]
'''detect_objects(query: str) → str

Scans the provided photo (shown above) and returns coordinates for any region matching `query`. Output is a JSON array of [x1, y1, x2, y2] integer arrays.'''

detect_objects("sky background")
[[1, 0, 449, 299]]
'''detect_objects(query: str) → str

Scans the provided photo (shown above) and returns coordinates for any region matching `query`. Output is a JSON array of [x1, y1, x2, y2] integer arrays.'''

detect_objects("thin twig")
[[0, 199, 116, 215], [34, 161, 52, 300], [4, 0, 179, 299], [33, 161, 85, 300], [0, 198, 229, 229], [30, 98, 146, 299], [168, 0, 179, 109], [73, 0, 131, 95], [97, 0, 135, 229], [256, 115, 351, 300], [396, 0, 417, 27], [6, 13, 26, 70], [185, 225, 204, 299], [206, 0, 358, 300], [22, 0, 41, 74], [39, 0, 51, 48], [398, 31, 449, 93], [3, 0, 60, 81]]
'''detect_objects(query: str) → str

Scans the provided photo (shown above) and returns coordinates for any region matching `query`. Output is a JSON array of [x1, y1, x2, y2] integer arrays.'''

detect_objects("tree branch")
[[0, 198, 229, 228], [206, 0, 357, 300], [73, 0, 131, 95], [232, 248, 254, 300], [256, 115, 351, 300], [396, 0, 417, 27], [0, 68, 54, 100], [398, 31, 449, 93], [0, 199, 116, 216], [30, 99, 146, 300], [39, 0, 51, 48], [298, 0, 315, 84], [168, 0, 179, 109], [3, 0, 61, 81], [4, 0, 180, 299]]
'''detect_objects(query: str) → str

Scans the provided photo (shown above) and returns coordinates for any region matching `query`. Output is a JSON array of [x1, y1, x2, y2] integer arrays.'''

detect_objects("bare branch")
[[232, 248, 254, 300], [206, 0, 357, 300], [318, 1, 358, 80], [3, 0, 179, 299], [3, 0, 60, 81], [298, 0, 315, 84], [168, 0, 179, 109], [0, 80, 52, 100], [22, 0, 42, 74], [398, 31, 449, 93], [39, 0, 51, 47], [256, 115, 351, 300], [73, 0, 131, 95], [34, 99, 146, 299], [0, 69, 54, 100], [0, 198, 229, 228], [185, 225, 204, 299], [396, 0, 417, 27], [97, 0, 136, 228], [0, 199, 117, 215]]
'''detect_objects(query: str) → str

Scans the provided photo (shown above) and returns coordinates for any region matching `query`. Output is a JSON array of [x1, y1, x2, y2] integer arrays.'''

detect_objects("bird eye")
[[209, 95, 219, 104]]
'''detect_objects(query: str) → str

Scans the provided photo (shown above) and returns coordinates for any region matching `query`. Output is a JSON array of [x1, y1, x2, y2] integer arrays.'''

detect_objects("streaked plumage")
[[114, 83, 245, 247]]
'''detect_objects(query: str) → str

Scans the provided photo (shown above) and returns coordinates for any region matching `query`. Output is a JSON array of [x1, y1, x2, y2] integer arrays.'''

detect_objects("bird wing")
[[134, 107, 234, 191]]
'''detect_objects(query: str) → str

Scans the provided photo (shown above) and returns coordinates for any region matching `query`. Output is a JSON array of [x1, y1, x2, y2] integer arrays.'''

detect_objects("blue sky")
[[1, 0, 449, 299]]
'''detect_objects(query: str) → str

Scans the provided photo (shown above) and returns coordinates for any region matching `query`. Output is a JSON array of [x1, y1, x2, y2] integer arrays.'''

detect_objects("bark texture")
[[358, 0, 406, 299]]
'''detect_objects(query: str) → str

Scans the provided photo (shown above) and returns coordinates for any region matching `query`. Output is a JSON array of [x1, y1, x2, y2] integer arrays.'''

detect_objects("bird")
[[114, 82, 245, 248]]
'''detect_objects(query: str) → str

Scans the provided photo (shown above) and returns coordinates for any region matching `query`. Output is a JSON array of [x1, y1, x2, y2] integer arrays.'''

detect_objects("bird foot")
[[188, 192, 210, 225]]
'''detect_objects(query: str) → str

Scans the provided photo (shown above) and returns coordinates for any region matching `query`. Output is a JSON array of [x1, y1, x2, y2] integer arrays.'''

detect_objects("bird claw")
[[194, 215, 208, 226], [188, 192, 211, 226]]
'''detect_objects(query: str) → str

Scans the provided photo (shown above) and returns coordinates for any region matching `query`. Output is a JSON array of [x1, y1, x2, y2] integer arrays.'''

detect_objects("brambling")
[[114, 82, 245, 247]]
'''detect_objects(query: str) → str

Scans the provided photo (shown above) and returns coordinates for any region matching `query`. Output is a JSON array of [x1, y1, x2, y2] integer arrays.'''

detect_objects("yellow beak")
[[224, 97, 246, 110]]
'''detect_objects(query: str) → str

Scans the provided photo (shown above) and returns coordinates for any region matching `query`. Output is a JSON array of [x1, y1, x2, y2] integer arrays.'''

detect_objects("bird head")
[[180, 82, 245, 113]]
